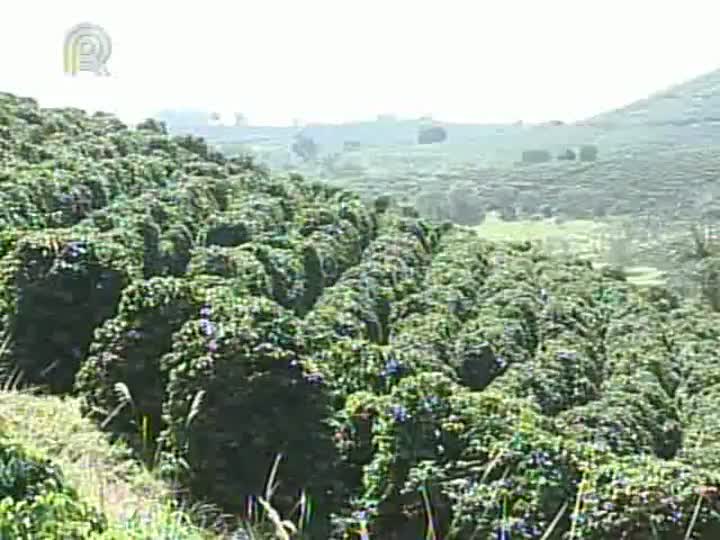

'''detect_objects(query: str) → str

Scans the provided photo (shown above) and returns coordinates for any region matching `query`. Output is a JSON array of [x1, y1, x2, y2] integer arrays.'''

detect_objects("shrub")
[[159, 290, 341, 535], [0, 440, 107, 539], [336, 372, 577, 539], [75, 277, 204, 458], [0, 231, 134, 393]]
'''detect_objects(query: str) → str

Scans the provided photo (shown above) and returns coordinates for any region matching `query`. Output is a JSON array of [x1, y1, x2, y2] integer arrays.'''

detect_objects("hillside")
[[587, 69, 720, 128], [3, 91, 720, 539], [156, 68, 720, 159], [233, 68, 720, 291]]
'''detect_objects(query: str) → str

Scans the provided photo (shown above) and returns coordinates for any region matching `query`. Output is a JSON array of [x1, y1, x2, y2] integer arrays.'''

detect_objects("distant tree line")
[[521, 145, 599, 164]]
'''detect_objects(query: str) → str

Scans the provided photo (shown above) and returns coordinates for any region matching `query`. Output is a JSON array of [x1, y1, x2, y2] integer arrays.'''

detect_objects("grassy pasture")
[[474, 212, 669, 287]]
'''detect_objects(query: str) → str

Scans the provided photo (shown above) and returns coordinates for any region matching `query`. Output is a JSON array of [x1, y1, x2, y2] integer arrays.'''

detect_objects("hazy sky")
[[1, 0, 719, 125]]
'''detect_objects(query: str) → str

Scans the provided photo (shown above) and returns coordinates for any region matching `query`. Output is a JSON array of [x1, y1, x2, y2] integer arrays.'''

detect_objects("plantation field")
[[3, 91, 720, 540]]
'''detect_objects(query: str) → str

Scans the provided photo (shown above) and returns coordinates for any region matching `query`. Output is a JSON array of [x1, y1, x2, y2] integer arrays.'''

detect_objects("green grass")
[[0, 386, 223, 538], [472, 212, 670, 287], [473, 212, 610, 244], [622, 265, 668, 287], [0, 382, 340, 539]]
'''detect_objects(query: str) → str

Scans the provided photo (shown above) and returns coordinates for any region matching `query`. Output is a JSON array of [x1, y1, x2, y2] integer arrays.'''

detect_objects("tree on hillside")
[[579, 145, 599, 161], [557, 148, 576, 160], [136, 118, 167, 134], [292, 133, 318, 162], [521, 149, 552, 164], [448, 185, 484, 225], [670, 224, 720, 311], [418, 126, 447, 145]]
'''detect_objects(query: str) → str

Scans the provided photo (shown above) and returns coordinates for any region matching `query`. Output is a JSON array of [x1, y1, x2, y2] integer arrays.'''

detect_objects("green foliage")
[[75, 277, 205, 457], [158, 290, 341, 536], [0, 231, 133, 392], [0, 439, 107, 539]]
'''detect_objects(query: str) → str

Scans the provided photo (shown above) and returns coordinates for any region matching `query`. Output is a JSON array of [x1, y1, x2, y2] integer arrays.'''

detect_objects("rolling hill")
[[155, 67, 720, 157]]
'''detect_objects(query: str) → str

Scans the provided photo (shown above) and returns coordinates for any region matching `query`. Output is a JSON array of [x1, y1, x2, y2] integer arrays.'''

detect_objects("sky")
[[1, 0, 719, 126]]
